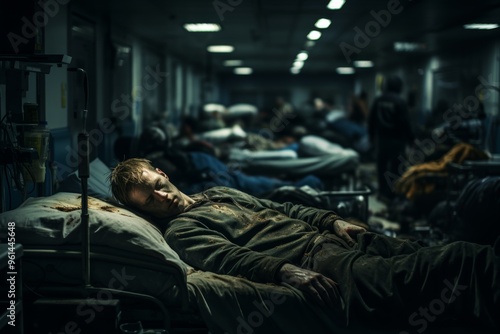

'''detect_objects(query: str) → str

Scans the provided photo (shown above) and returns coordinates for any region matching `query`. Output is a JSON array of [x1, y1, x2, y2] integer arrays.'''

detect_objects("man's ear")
[[155, 168, 169, 180]]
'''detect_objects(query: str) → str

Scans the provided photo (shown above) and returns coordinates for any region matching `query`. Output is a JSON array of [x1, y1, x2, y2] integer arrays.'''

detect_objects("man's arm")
[[252, 196, 365, 246], [210, 186, 343, 232], [252, 196, 341, 231], [277, 263, 340, 308], [165, 216, 342, 308], [164, 217, 289, 283]]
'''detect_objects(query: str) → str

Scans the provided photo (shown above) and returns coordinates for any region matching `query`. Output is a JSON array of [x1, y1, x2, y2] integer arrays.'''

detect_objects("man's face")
[[128, 168, 189, 218]]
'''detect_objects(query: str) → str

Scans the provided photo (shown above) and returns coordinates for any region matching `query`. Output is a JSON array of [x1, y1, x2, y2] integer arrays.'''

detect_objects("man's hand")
[[333, 219, 366, 246], [277, 263, 339, 308]]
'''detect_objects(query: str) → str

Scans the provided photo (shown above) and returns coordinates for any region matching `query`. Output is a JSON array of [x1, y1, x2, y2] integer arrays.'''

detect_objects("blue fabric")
[[328, 118, 367, 140], [185, 152, 323, 196]]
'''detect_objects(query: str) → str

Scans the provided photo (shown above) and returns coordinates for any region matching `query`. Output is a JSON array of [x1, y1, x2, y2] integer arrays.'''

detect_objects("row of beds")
[[1, 125, 496, 333]]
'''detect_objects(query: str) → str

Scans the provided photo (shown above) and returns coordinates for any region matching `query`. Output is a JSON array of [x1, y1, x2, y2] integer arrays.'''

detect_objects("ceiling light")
[[223, 60, 243, 66], [290, 68, 301, 74], [293, 61, 304, 69], [394, 42, 426, 52], [327, 0, 346, 10], [184, 23, 221, 32], [207, 45, 234, 53], [234, 67, 253, 75], [307, 30, 322, 40], [296, 52, 308, 61], [336, 67, 355, 74], [463, 23, 499, 30], [353, 60, 374, 68], [315, 18, 331, 29]]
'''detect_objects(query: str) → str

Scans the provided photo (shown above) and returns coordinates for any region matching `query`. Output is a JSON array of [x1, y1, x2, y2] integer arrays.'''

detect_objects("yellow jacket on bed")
[[394, 142, 489, 200]]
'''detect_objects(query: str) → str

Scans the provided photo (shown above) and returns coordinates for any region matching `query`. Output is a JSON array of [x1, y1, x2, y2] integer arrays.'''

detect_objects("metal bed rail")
[[22, 247, 191, 330]]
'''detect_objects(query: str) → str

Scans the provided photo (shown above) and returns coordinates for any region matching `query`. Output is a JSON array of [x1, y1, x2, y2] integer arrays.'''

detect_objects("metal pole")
[[79, 132, 90, 287], [68, 68, 91, 288]]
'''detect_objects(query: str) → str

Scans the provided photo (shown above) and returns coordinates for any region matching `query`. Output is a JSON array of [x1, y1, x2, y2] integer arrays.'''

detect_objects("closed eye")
[[144, 180, 161, 207]]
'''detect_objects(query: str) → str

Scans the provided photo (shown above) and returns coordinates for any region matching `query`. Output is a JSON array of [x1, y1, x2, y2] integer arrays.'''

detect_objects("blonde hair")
[[109, 158, 155, 206]]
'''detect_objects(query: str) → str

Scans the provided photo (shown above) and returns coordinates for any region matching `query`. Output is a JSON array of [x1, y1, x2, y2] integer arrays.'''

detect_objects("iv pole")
[[67, 67, 91, 288], [64, 66, 181, 330]]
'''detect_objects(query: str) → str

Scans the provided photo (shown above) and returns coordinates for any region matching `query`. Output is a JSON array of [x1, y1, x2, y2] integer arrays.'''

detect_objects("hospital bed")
[[0, 192, 354, 333], [1, 191, 498, 333], [226, 135, 361, 190], [0, 128, 494, 333]]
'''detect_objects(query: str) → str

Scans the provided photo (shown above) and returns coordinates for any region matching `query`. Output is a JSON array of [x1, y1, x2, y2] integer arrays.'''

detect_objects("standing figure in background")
[[368, 75, 414, 203]]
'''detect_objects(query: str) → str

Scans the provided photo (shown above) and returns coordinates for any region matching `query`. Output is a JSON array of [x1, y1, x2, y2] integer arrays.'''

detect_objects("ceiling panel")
[[73, 0, 500, 74]]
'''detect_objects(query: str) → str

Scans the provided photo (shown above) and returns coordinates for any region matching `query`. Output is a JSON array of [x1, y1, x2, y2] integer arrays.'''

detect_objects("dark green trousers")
[[307, 232, 500, 332]]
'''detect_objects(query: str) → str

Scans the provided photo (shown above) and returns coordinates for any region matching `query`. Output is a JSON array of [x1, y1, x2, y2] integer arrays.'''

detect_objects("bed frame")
[[22, 246, 204, 332]]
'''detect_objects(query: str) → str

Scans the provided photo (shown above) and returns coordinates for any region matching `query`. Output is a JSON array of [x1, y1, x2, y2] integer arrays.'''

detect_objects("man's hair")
[[109, 158, 155, 206]]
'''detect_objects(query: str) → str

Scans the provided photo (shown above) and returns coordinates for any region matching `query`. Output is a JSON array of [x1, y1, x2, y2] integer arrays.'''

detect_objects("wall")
[[4, 3, 500, 212], [218, 72, 356, 112], [44, 3, 69, 129]]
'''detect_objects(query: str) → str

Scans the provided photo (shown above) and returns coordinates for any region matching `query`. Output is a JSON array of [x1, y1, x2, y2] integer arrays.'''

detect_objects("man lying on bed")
[[109, 158, 500, 332]]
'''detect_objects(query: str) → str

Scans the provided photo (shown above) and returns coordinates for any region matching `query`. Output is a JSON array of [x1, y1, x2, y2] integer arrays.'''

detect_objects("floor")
[[358, 162, 455, 246]]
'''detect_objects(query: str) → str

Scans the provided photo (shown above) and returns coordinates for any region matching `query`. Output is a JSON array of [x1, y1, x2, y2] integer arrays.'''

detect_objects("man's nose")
[[153, 190, 168, 202]]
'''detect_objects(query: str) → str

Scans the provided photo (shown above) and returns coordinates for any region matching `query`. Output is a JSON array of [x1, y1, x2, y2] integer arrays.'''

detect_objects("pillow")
[[0, 192, 189, 274], [57, 158, 113, 200]]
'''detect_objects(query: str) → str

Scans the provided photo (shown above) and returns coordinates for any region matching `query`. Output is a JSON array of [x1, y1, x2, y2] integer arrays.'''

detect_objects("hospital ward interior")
[[1, 0, 500, 333]]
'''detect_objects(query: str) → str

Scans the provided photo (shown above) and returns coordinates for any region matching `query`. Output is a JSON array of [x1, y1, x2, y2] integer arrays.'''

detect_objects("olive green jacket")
[[162, 186, 341, 284]]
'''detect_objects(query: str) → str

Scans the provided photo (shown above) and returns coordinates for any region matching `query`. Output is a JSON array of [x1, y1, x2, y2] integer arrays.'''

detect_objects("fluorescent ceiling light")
[[336, 67, 355, 74], [290, 68, 301, 74], [234, 67, 253, 75], [207, 45, 234, 53], [315, 18, 332, 29], [293, 61, 304, 69], [307, 30, 322, 40], [296, 52, 308, 61], [184, 23, 221, 32], [394, 42, 426, 52], [353, 60, 374, 68], [463, 23, 499, 30], [327, 0, 346, 10], [223, 59, 243, 66]]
